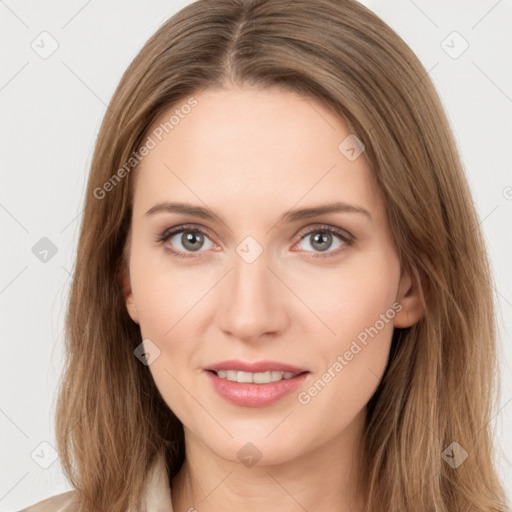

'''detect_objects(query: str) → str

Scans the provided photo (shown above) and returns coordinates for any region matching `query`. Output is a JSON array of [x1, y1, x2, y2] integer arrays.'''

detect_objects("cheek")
[[296, 248, 400, 349], [130, 245, 212, 339], [130, 253, 207, 415], [293, 251, 400, 422]]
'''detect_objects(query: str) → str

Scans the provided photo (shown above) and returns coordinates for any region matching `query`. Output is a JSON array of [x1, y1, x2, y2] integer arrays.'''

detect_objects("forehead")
[[133, 86, 381, 222]]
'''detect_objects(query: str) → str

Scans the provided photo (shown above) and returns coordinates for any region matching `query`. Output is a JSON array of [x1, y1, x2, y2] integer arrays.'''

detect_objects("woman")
[[21, 0, 509, 510]]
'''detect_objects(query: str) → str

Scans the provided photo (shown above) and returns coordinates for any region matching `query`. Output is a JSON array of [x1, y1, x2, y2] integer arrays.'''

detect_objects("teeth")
[[215, 370, 300, 383]]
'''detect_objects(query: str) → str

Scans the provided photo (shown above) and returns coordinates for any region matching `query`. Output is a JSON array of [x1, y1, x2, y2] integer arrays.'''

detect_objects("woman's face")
[[122, 85, 421, 466]]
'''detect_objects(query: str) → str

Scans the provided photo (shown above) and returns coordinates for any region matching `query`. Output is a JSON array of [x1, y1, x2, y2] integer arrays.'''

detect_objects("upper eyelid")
[[295, 223, 353, 240]]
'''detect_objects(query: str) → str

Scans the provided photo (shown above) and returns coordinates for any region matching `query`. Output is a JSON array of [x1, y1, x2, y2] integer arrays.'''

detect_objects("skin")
[[121, 85, 424, 512]]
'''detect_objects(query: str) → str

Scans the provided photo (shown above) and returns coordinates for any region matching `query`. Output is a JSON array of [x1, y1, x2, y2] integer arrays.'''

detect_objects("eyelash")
[[155, 223, 355, 260]]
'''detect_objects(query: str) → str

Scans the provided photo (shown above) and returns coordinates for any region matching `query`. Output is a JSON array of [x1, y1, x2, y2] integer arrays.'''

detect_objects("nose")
[[216, 249, 290, 343]]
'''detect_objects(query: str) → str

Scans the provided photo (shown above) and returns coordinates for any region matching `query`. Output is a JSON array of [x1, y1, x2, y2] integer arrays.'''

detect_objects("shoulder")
[[20, 490, 79, 512]]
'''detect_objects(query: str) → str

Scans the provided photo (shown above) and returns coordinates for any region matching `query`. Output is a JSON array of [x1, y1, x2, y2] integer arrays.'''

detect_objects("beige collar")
[[140, 450, 174, 511], [22, 451, 175, 512]]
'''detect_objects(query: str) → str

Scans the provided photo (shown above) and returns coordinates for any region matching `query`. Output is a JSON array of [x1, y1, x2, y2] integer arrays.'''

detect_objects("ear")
[[118, 264, 140, 325], [394, 262, 425, 328]]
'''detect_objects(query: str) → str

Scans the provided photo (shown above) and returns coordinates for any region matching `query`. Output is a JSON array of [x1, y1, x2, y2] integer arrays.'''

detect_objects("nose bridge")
[[217, 243, 287, 340]]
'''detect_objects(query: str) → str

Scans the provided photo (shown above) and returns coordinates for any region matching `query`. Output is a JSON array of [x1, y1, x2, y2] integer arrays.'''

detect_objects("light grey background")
[[1, 0, 511, 509]]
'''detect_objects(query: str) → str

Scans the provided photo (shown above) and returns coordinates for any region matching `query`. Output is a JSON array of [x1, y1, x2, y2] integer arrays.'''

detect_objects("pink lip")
[[204, 364, 310, 408], [204, 359, 308, 373]]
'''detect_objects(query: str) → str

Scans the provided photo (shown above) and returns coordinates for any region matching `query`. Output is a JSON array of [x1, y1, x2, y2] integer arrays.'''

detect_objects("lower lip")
[[205, 370, 309, 407]]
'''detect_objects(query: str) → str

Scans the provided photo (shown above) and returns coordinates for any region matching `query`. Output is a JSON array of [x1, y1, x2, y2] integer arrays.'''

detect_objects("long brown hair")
[[55, 0, 509, 510]]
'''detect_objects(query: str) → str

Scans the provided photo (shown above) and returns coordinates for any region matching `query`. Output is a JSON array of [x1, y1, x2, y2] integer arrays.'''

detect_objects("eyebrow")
[[145, 201, 373, 226]]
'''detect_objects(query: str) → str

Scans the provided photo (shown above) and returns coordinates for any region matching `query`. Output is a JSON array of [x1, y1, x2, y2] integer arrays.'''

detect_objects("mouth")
[[206, 369, 307, 384], [203, 360, 310, 407]]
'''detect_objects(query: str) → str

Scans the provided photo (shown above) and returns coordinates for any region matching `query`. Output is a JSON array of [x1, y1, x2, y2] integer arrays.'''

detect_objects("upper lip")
[[204, 359, 308, 374]]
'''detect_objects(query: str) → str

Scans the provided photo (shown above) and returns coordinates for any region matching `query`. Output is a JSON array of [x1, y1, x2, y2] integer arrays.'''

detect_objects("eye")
[[293, 224, 354, 259], [156, 225, 215, 258], [156, 223, 354, 259]]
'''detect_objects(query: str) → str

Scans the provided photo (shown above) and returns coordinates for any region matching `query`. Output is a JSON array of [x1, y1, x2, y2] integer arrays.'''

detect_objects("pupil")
[[183, 231, 203, 251], [312, 232, 331, 251]]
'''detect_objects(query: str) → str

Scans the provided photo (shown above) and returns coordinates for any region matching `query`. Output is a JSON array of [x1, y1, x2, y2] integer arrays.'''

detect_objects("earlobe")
[[118, 266, 139, 325], [394, 263, 425, 328]]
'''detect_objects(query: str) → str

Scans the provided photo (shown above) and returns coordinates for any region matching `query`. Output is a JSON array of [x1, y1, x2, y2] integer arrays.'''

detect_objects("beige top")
[[20, 451, 173, 512]]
